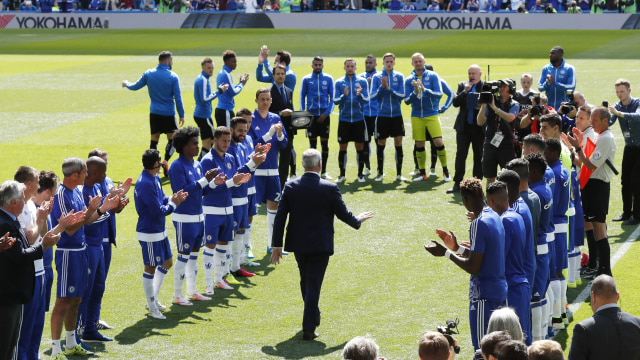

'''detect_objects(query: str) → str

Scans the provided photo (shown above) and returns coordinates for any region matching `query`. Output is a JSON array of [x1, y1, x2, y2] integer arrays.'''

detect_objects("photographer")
[[477, 79, 520, 185], [419, 331, 457, 360], [566, 0, 582, 12], [520, 94, 555, 135], [559, 90, 589, 133]]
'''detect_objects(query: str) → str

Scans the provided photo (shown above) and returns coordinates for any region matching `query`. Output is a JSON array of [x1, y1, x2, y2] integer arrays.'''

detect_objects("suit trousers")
[[294, 252, 330, 332], [453, 123, 484, 184], [0, 303, 23, 360], [621, 145, 640, 218], [278, 128, 295, 190]]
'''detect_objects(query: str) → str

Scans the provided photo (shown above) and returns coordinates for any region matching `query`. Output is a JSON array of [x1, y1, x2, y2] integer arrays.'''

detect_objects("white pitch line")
[[568, 224, 640, 316]]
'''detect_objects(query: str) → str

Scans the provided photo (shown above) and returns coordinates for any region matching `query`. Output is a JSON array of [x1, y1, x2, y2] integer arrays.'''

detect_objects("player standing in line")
[[370, 53, 406, 182], [134, 150, 188, 320], [299, 56, 334, 179], [168, 127, 221, 305], [257, 46, 297, 92], [123, 51, 184, 177], [194, 57, 229, 161], [425, 178, 507, 350], [333, 58, 370, 183], [236, 108, 260, 264], [248, 89, 289, 254], [215, 50, 249, 129], [358, 54, 379, 177], [403, 53, 450, 182], [50, 157, 119, 358]]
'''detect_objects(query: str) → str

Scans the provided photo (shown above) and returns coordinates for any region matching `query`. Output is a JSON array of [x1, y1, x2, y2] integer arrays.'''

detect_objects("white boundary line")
[[568, 224, 640, 316]]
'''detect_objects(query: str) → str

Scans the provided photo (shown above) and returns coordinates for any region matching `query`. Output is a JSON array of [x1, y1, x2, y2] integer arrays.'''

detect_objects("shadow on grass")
[[338, 177, 448, 195], [609, 223, 640, 244], [261, 332, 347, 359]]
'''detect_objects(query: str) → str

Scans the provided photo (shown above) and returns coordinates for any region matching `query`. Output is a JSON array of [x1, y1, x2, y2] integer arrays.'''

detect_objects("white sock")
[[51, 339, 62, 356], [551, 280, 561, 317], [568, 250, 576, 284], [544, 289, 552, 328], [203, 250, 215, 287], [561, 279, 567, 314], [142, 271, 156, 311], [214, 244, 229, 284], [231, 233, 244, 272], [245, 224, 253, 249], [174, 254, 188, 298], [237, 231, 246, 265], [531, 301, 544, 341], [574, 248, 582, 282], [186, 251, 199, 295], [65, 330, 77, 349], [153, 266, 168, 300], [267, 209, 277, 248]]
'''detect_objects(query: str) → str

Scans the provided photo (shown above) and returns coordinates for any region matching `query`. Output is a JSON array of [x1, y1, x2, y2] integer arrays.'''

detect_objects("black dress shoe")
[[446, 183, 460, 194], [623, 216, 640, 226], [303, 331, 319, 340], [613, 213, 631, 222]]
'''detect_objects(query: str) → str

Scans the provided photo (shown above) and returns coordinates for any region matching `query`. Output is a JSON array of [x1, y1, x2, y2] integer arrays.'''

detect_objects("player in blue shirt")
[[50, 157, 119, 358], [194, 57, 229, 161], [168, 127, 221, 305], [256, 46, 297, 92], [134, 150, 188, 320], [123, 51, 185, 177], [425, 178, 507, 350], [215, 50, 250, 129], [526, 152, 555, 342], [358, 55, 379, 177], [537, 46, 576, 111]]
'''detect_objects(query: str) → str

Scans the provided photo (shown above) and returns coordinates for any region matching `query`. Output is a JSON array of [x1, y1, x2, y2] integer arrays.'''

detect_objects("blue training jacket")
[[256, 60, 297, 91], [134, 170, 175, 238], [125, 63, 185, 118], [359, 70, 379, 118], [216, 65, 245, 112], [333, 74, 370, 123], [370, 69, 405, 118], [193, 71, 221, 119], [403, 67, 443, 118], [299, 71, 334, 117], [249, 110, 288, 173], [537, 59, 576, 110]]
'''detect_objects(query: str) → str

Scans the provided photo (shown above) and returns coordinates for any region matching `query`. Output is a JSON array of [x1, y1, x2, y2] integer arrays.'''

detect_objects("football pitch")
[[1, 28, 640, 359]]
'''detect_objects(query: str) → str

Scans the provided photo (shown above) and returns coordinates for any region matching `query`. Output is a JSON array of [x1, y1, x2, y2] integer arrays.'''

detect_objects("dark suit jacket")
[[0, 209, 43, 306], [568, 306, 640, 360], [272, 172, 361, 254], [269, 83, 294, 131], [452, 80, 483, 133]]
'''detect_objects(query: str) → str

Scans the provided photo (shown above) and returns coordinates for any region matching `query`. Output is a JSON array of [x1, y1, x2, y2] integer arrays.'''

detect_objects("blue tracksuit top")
[[82, 183, 110, 246], [216, 65, 245, 112], [299, 71, 334, 117], [550, 160, 569, 224], [370, 69, 405, 118], [248, 110, 288, 172], [256, 60, 297, 91], [537, 59, 576, 110], [101, 177, 118, 245], [440, 79, 454, 113], [134, 170, 175, 235], [193, 71, 221, 119], [404, 67, 443, 118], [242, 135, 257, 190], [227, 141, 255, 200], [333, 74, 370, 123], [359, 70, 379, 117], [168, 154, 207, 216], [125, 63, 185, 118], [200, 149, 237, 209]]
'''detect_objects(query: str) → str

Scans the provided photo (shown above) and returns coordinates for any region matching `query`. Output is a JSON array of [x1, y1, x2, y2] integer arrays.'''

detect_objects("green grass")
[[0, 29, 639, 359]]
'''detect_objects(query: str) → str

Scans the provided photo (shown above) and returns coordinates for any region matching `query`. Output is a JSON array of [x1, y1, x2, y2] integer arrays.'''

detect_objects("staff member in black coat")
[[448, 64, 485, 194], [0, 180, 71, 360], [568, 274, 640, 360], [270, 149, 373, 340], [270, 64, 297, 189]]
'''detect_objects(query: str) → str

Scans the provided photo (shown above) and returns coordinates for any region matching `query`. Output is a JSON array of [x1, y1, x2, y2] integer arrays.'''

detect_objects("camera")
[[437, 318, 461, 354], [559, 90, 578, 115], [603, 100, 609, 107], [479, 81, 500, 104], [530, 104, 545, 116]]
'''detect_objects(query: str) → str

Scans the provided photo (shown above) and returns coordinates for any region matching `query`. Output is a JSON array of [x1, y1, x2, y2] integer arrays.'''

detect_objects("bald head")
[[590, 274, 619, 312], [86, 156, 106, 185]]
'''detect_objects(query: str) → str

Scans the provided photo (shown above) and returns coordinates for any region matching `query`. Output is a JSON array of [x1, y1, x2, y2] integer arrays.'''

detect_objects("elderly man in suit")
[[0, 180, 77, 360], [269, 64, 297, 189], [271, 148, 373, 340], [568, 274, 640, 360]]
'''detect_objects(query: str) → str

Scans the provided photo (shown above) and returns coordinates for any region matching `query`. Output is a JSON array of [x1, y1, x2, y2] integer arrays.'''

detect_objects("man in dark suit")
[[568, 274, 640, 360], [448, 64, 485, 194], [271, 148, 373, 340], [269, 64, 297, 189], [0, 180, 66, 359]]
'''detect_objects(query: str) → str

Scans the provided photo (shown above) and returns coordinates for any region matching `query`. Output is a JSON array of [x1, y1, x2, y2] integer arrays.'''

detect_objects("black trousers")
[[453, 123, 484, 184], [294, 252, 330, 332], [0, 303, 23, 360], [621, 145, 640, 218], [278, 126, 295, 190]]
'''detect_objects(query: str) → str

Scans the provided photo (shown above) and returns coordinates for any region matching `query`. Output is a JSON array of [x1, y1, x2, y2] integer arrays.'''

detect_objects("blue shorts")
[[255, 175, 281, 204], [568, 216, 575, 249], [233, 203, 249, 231], [139, 238, 173, 266], [173, 221, 204, 253], [548, 234, 556, 278], [469, 298, 506, 350], [248, 193, 257, 217], [204, 214, 234, 244], [554, 231, 568, 273], [532, 247, 550, 301], [55, 248, 89, 298], [507, 282, 532, 345]]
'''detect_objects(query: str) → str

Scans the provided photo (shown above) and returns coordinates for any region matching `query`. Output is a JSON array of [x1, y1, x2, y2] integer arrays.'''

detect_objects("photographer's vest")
[[485, 97, 519, 149], [280, 0, 291, 12]]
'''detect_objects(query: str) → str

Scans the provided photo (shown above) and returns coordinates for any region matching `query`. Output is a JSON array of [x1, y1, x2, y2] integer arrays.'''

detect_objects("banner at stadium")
[[1, 12, 639, 30]]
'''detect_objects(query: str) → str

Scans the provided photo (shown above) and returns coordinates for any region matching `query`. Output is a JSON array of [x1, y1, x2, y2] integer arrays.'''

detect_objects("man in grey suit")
[[568, 274, 640, 360], [271, 148, 373, 340]]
